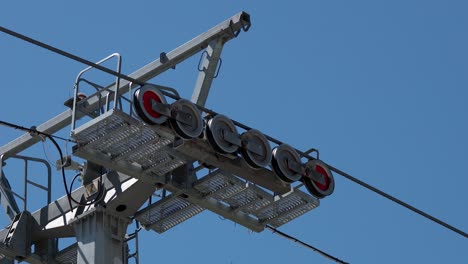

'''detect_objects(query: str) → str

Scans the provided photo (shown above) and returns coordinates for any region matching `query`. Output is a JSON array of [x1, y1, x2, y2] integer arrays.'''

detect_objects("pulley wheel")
[[303, 160, 335, 198], [240, 129, 272, 169], [133, 84, 168, 125], [271, 144, 302, 183], [170, 99, 203, 139], [206, 115, 239, 154]]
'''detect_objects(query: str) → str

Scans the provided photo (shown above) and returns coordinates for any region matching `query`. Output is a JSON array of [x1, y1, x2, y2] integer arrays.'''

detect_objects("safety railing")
[[0, 154, 52, 212], [70, 53, 122, 131]]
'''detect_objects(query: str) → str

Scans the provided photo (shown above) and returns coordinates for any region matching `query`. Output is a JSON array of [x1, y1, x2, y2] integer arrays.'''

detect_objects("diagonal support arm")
[[191, 38, 225, 107]]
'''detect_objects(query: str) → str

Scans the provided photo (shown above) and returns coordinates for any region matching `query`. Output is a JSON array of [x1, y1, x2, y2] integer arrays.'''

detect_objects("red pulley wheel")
[[302, 160, 335, 198], [133, 84, 168, 125]]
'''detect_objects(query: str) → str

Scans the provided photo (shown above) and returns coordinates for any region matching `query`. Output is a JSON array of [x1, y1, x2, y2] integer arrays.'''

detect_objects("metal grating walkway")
[[136, 194, 204, 234], [133, 170, 319, 234], [193, 170, 319, 228], [72, 109, 186, 177], [256, 190, 318, 227]]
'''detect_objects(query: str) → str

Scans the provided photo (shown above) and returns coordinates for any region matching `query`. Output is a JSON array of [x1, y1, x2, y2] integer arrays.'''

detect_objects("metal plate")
[[271, 144, 302, 183], [303, 160, 335, 198], [133, 84, 168, 125], [206, 115, 239, 154], [170, 99, 203, 139], [240, 129, 272, 168]]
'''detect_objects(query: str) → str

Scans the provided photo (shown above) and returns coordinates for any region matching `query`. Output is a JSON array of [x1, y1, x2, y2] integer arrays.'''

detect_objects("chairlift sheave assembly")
[[271, 144, 303, 183], [132, 85, 336, 198], [240, 129, 272, 169], [170, 99, 204, 139], [206, 114, 240, 154]]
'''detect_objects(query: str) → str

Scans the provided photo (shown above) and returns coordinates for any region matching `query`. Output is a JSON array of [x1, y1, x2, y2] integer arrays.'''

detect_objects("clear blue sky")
[[1, 1, 467, 263]]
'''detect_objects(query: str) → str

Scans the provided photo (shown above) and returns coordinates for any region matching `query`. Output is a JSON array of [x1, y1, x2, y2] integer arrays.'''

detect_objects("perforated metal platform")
[[72, 109, 186, 177], [193, 170, 319, 228], [136, 194, 204, 233], [256, 190, 318, 227], [194, 170, 273, 213], [132, 170, 319, 234]]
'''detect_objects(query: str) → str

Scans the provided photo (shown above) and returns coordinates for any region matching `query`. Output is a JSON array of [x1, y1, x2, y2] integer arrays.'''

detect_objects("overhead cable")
[[326, 164, 468, 238], [0, 120, 76, 143], [0, 26, 144, 87], [266, 225, 349, 264]]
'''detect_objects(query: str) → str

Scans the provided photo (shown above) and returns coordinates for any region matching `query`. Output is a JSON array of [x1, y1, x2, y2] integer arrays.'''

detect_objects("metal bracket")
[[304, 148, 320, 160], [151, 101, 172, 117], [172, 109, 195, 126], [288, 159, 326, 185], [287, 160, 304, 175], [244, 141, 264, 156], [160, 52, 175, 70], [304, 163, 326, 185], [222, 130, 242, 147]]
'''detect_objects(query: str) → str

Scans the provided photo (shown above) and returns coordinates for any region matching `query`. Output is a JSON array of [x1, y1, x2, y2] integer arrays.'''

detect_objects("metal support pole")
[[72, 207, 130, 264], [191, 38, 225, 107]]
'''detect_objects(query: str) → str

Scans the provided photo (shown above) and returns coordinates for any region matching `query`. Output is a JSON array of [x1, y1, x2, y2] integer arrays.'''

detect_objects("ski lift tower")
[[0, 11, 335, 264]]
